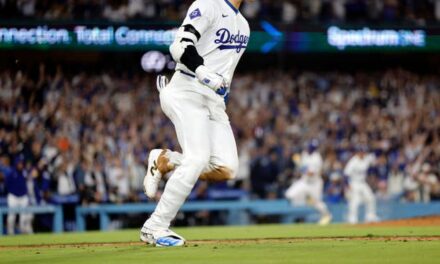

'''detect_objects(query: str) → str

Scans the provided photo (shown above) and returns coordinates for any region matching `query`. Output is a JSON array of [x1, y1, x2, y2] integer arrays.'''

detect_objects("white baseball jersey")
[[344, 154, 375, 183], [300, 151, 323, 182], [176, 0, 250, 84]]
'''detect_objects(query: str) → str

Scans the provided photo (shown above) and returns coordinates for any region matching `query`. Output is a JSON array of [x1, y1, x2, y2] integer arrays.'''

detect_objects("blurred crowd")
[[0, 0, 439, 24], [231, 68, 439, 203], [0, 65, 439, 208]]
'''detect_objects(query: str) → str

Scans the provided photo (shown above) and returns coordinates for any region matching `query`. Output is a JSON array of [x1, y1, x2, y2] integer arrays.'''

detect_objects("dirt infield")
[[1, 235, 439, 250], [362, 215, 440, 227]]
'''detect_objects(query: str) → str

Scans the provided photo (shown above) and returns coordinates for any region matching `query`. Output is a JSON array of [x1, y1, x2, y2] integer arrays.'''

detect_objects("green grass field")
[[1, 224, 439, 264]]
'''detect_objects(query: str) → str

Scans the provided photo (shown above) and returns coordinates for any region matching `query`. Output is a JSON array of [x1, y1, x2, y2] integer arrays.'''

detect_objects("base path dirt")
[[1, 236, 440, 250], [362, 215, 440, 227]]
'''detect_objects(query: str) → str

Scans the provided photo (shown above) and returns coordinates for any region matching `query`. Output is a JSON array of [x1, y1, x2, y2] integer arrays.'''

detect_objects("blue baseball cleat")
[[140, 227, 186, 247], [156, 237, 185, 247]]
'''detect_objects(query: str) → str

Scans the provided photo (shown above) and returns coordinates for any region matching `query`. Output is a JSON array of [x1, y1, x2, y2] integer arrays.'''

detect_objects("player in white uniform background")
[[285, 140, 332, 225], [140, 0, 250, 247], [344, 146, 379, 224]]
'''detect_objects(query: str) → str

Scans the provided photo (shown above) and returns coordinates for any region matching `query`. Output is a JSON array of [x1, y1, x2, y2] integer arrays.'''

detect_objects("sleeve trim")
[[182, 24, 201, 41]]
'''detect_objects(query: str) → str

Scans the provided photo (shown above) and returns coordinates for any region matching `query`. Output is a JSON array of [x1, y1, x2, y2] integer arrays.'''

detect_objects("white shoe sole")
[[143, 149, 163, 199]]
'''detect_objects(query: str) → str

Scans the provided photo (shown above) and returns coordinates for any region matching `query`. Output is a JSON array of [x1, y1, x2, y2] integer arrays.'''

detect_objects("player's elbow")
[[169, 40, 184, 63]]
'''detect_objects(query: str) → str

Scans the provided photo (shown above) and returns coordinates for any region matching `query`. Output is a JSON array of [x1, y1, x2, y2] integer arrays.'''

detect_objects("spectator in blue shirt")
[[3, 155, 33, 234]]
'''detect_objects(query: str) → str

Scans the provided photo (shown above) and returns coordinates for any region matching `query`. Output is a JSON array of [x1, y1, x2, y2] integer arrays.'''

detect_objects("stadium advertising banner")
[[288, 26, 440, 53], [0, 22, 438, 53], [0, 22, 283, 53], [0, 24, 177, 51]]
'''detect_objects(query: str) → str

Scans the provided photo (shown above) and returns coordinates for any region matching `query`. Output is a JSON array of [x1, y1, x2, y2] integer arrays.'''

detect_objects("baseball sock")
[[143, 156, 205, 230]]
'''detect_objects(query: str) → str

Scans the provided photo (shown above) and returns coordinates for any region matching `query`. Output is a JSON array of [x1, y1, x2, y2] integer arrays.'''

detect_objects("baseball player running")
[[344, 146, 379, 224], [141, 0, 250, 247], [285, 140, 332, 225]]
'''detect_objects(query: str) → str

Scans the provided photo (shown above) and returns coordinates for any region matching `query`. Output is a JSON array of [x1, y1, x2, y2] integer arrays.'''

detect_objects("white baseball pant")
[[347, 181, 378, 224], [144, 72, 239, 230], [285, 178, 329, 216], [7, 193, 33, 235]]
